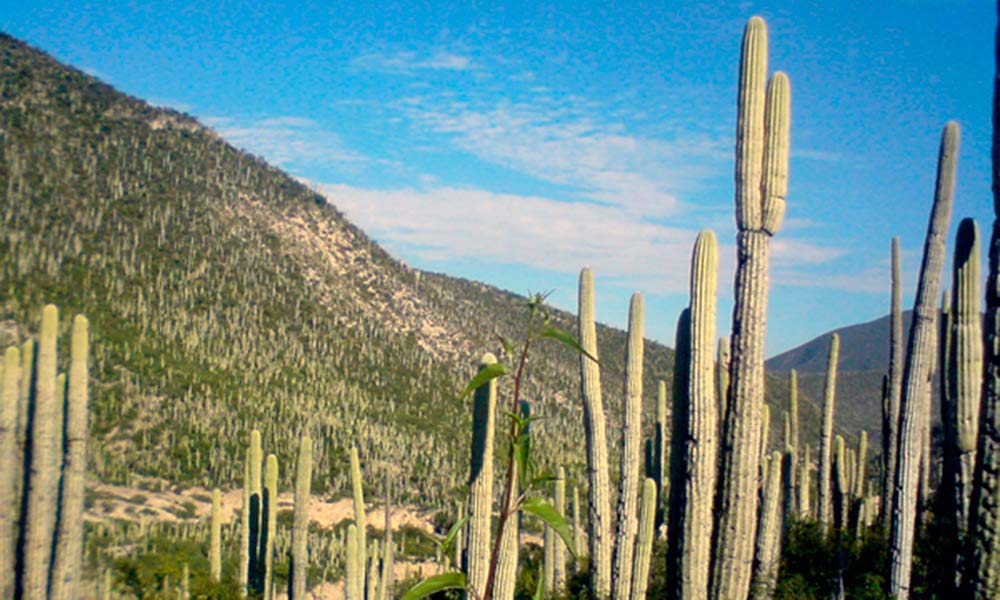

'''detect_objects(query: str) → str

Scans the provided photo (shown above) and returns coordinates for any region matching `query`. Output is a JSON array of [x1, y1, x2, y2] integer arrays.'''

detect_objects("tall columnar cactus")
[[290, 435, 313, 599], [467, 353, 498, 598], [494, 459, 520, 600], [889, 121, 959, 600], [210, 488, 222, 582], [945, 218, 983, 572], [554, 466, 567, 592], [611, 292, 645, 600], [346, 524, 360, 600], [799, 444, 812, 519], [655, 379, 669, 529], [789, 369, 799, 454], [969, 19, 1000, 593], [782, 444, 797, 525], [711, 16, 790, 599], [578, 267, 612, 598], [21, 304, 60, 599], [50, 315, 89, 600], [716, 337, 730, 432], [818, 333, 840, 530], [882, 237, 904, 527], [833, 435, 849, 531], [751, 451, 783, 600], [0, 346, 20, 597], [245, 429, 263, 592], [350, 445, 367, 599], [675, 230, 719, 600], [854, 431, 868, 505], [630, 478, 657, 600], [262, 453, 279, 600]]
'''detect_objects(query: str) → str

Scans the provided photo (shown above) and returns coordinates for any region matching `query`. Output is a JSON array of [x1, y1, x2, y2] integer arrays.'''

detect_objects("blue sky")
[[2, 1, 994, 355]]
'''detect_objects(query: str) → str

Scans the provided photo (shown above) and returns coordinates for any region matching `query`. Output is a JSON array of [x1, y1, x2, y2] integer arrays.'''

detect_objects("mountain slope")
[[766, 311, 914, 373], [0, 33, 679, 508]]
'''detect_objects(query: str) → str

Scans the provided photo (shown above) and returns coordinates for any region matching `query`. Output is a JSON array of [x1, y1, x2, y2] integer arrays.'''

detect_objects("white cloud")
[[203, 115, 365, 167], [354, 50, 477, 73]]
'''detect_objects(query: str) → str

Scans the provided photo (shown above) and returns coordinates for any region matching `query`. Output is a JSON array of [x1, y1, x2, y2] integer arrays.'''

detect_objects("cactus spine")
[[611, 292, 645, 600], [210, 488, 222, 582], [675, 230, 719, 600], [711, 14, 789, 598], [631, 478, 657, 600], [0, 346, 19, 597], [578, 267, 612, 598], [889, 121, 960, 600], [467, 353, 498, 598], [290, 435, 312, 599]]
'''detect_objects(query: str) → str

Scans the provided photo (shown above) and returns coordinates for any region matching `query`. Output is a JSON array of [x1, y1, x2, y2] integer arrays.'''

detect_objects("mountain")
[[766, 311, 914, 373], [0, 32, 677, 510]]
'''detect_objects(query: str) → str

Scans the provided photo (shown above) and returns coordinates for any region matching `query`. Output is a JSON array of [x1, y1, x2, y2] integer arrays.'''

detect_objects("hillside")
[[0, 32, 680, 511], [766, 311, 913, 373]]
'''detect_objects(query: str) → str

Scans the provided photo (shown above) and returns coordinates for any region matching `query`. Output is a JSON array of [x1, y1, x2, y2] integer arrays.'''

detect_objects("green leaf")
[[460, 362, 509, 398], [539, 326, 598, 364], [441, 515, 470, 557], [401, 572, 467, 600], [496, 333, 514, 357], [520, 496, 578, 558]]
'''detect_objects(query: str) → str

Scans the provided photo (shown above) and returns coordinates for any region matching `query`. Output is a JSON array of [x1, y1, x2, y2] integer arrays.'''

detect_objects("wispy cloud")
[[203, 115, 365, 168], [354, 50, 477, 74], [395, 96, 730, 218]]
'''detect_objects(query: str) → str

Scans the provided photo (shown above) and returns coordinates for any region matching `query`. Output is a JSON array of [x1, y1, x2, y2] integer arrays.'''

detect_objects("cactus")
[[889, 121, 959, 600], [346, 523, 361, 600], [630, 478, 657, 600], [290, 435, 312, 599], [245, 430, 263, 593], [571, 484, 583, 567], [833, 435, 849, 531], [0, 346, 20, 596], [378, 475, 395, 600], [611, 292, 645, 600], [782, 444, 797, 526], [751, 451, 783, 600], [882, 237, 904, 527], [716, 338, 731, 432], [493, 459, 520, 600], [945, 218, 983, 583], [554, 466, 567, 592], [350, 445, 367, 598], [673, 230, 719, 600], [711, 14, 789, 598], [577, 267, 612, 598], [467, 353, 498, 598], [21, 304, 61, 599], [799, 444, 812, 519], [789, 369, 799, 454], [854, 431, 868, 502], [210, 488, 222, 582], [655, 379, 669, 529], [818, 333, 840, 530], [262, 453, 279, 600]]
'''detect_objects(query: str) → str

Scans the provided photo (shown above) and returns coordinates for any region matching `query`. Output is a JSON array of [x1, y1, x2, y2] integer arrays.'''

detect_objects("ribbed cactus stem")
[[350, 445, 367, 599], [789, 369, 799, 454], [290, 436, 312, 599], [571, 484, 583, 564], [494, 459, 519, 600], [751, 451, 783, 600], [834, 435, 848, 531], [676, 230, 718, 600], [578, 267, 612, 598], [554, 466, 567, 592], [263, 453, 278, 600], [655, 379, 669, 530], [51, 315, 90, 600], [0, 346, 19, 597], [716, 337, 730, 432], [210, 488, 222, 581], [379, 477, 394, 600], [890, 121, 960, 600], [760, 403, 771, 478], [712, 18, 789, 599], [782, 444, 797, 525], [21, 304, 60, 599], [818, 333, 840, 530], [467, 353, 498, 598], [799, 444, 812, 519], [854, 430, 868, 500], [883, 237, 904, 527], [346, 524, 360, 600], [630, 478, 657, 600], [246, 429, 263, 593], [950, 219, 983, 539], [611, 292, 645, 600]]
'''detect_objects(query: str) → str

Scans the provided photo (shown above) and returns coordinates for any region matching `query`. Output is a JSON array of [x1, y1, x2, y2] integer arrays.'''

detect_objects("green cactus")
[[346, 523, 361, 600], [711, 15, 790, 598], [818, 333, 840, 530], [578, 267, 612, 598], [611, 292, 645, 600], [554, 466, 567, 592], [799, 444, 812, 519], [751, 451, 783, 600], [468, 353, 498, 598], [244, 429, 263, 592], [889, 121, 959, 600], [262, 453, 279, 600], [379, 477, 395, 600], [655, 379, 670, 531], [0, 346, 20, 597], [882, 237, 904, 527], [833, 435, 849, 531], [674, 230, 719, 600], [21, 304, 61, 599], [789, 369, 799, 455], [493, 459, 520, 600], [350, 444, 367, 599], [630, 478, 657, 600], [782, 444, 797, 526], [210, 488, 222, 582], [290, 435, 312, 599]]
